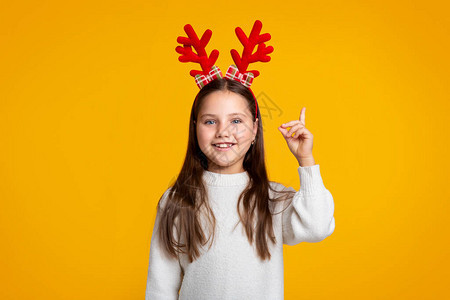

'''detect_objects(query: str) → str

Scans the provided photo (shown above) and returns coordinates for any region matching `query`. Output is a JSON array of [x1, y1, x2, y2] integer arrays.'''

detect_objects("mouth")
[[212, 143, 236, 151]]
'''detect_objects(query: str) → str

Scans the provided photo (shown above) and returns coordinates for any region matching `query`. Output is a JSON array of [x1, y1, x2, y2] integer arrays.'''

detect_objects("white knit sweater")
[[145, 164, 335, 300]]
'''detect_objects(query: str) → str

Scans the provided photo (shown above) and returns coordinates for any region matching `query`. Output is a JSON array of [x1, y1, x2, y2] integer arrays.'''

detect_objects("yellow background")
[[1, 0, 449, 299]]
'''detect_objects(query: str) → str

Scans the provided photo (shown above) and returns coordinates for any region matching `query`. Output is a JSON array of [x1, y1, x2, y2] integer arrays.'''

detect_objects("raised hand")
[[278, 107, 315, 167]]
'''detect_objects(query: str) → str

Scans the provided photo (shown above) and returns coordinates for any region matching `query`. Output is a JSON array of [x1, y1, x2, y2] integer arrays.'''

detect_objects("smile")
[[212, 143, 235, 151]]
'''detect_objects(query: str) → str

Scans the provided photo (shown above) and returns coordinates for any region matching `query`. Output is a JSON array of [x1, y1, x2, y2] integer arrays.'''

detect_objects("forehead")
[[198, 90, 251, 117]]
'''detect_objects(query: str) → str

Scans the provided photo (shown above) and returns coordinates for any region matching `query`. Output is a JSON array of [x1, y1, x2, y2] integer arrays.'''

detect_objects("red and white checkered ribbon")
[[194, 65, 223, 89], [192, 64, 258, 119], [225, 64, 254, 88]]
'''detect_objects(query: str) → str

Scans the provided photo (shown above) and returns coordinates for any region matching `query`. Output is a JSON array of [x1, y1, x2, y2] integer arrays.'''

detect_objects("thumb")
[[278, 126, 290, 139]]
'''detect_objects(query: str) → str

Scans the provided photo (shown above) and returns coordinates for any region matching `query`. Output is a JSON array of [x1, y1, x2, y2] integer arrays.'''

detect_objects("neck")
[[207, 165, 245, 174]]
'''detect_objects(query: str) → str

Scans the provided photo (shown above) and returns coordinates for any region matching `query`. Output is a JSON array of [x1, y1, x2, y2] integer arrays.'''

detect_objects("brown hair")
[[157, 78, 295, 262]]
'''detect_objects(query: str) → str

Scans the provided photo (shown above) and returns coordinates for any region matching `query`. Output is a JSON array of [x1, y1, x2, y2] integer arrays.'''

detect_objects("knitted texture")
[[145, 165, 335, 300]]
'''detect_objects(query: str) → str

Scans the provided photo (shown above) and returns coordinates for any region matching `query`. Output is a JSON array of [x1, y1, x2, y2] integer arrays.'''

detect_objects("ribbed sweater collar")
[[202, 170, 250, 187]]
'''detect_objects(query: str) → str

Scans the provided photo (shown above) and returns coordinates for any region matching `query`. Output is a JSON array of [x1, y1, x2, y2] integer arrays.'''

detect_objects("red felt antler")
[[230, 20, 274, 78], [175, 24, 220, 77]]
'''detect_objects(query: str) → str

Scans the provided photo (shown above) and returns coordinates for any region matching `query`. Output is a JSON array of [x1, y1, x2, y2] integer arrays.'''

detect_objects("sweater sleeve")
[[281, 164, 335, 245], [145, 190, 183, 300]]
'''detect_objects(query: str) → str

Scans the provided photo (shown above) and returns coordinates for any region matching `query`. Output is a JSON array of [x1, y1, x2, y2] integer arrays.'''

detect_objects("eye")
[[204, 120, 215, 125], [232, 119, 242, 124]]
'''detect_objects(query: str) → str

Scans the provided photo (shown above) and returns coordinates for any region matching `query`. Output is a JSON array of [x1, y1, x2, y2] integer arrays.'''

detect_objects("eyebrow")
[[199, 113, 247, 119]]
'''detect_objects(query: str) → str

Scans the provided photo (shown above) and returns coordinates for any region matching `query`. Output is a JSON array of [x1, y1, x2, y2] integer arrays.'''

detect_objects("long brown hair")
[[157, 78, 295, 262]]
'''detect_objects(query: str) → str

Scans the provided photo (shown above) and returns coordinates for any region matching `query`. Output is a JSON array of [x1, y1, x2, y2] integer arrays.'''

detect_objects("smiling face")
[[195, 90, 258, 174]]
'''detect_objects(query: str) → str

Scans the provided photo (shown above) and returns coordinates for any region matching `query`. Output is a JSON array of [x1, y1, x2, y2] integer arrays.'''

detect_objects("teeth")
[[214, 144, 233, 148]]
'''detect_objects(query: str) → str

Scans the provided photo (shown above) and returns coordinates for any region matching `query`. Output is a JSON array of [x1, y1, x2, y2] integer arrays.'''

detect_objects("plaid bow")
[[194, 65, 223, 89], [225, 64, 254, 88]]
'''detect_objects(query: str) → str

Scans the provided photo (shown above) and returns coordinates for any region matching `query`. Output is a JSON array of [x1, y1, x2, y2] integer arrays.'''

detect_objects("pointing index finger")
[[300, 107, 306, 125]]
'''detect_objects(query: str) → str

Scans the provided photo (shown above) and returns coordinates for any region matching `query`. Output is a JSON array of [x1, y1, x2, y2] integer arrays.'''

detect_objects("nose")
[[216, 122, 230, 138]]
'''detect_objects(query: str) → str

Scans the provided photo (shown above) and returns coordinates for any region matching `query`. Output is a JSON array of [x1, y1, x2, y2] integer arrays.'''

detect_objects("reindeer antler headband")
[[175, 20, 274, 119]]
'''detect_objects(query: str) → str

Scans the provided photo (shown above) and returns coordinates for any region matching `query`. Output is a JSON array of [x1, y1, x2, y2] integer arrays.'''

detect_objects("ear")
[[253, 117, 258, 138]]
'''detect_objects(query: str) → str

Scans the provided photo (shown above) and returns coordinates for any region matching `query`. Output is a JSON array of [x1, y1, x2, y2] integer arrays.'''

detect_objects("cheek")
[[197, 128, 214, 145], [235, 124, 254, 141]]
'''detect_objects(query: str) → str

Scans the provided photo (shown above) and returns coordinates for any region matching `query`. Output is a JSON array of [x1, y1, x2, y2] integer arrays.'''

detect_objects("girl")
[[145, 21, 335, 300]]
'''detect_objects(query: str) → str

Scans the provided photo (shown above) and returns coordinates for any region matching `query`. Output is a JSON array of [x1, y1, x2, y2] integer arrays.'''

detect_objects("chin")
[[202, 144, 248, 166]]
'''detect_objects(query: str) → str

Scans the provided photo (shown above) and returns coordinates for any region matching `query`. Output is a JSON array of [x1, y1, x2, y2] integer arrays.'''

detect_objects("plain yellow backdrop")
[[1, 0, 449, 299]]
